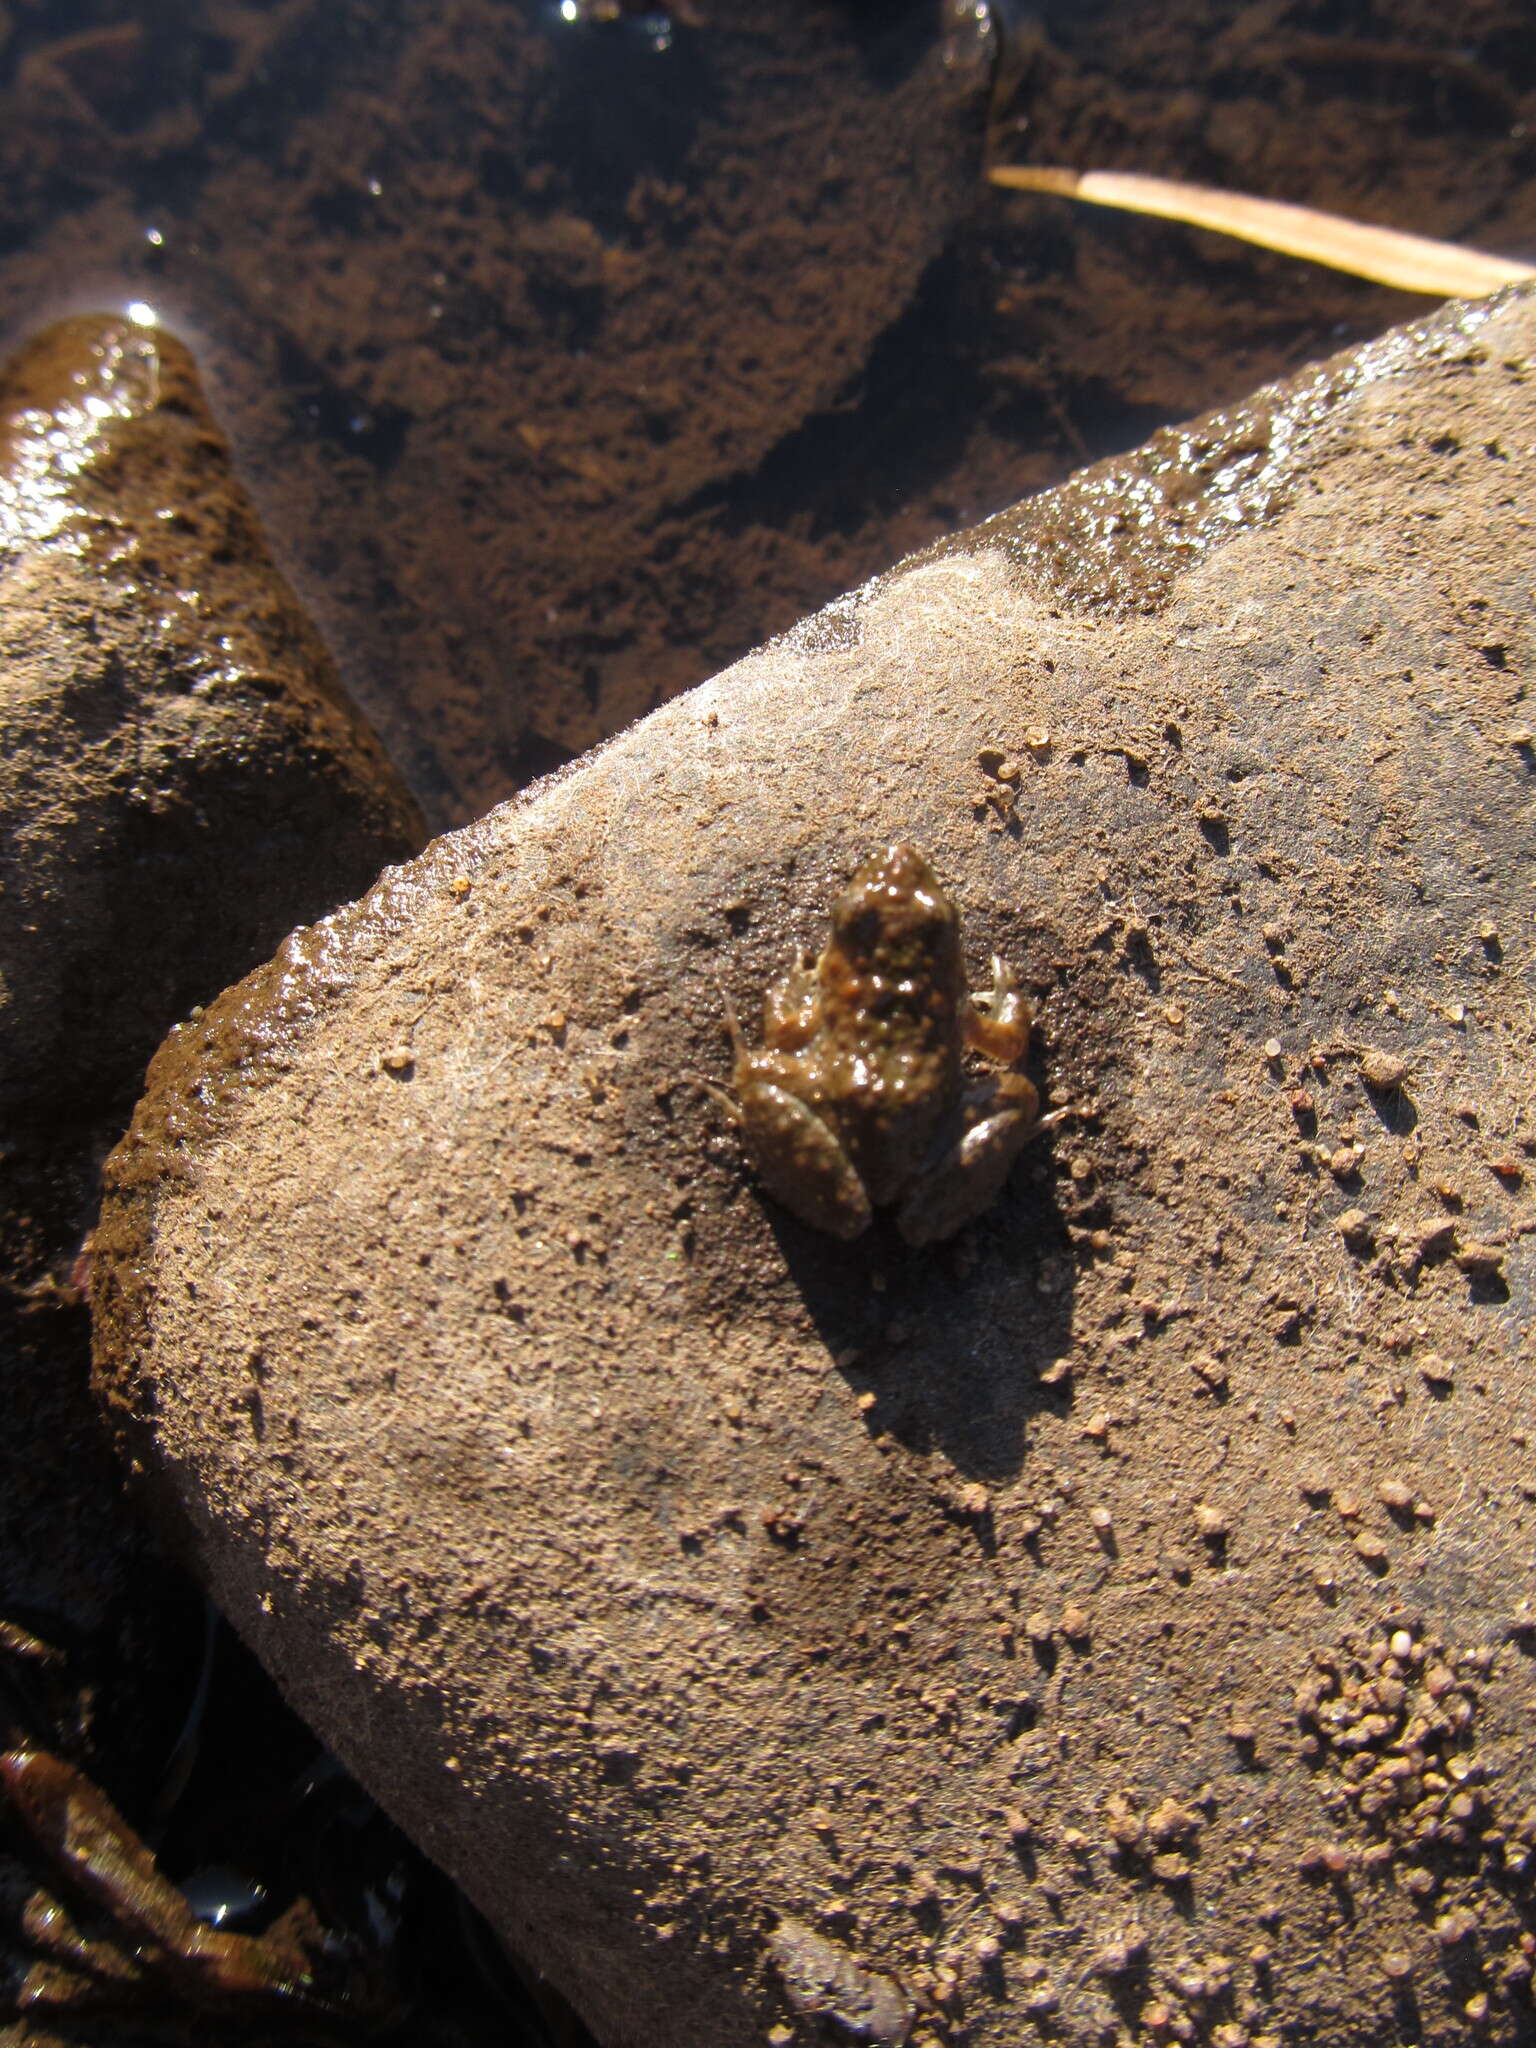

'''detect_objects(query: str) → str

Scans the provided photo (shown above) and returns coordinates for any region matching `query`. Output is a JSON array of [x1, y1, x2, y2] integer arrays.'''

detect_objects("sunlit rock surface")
[[96, 288, 1536, 2048]]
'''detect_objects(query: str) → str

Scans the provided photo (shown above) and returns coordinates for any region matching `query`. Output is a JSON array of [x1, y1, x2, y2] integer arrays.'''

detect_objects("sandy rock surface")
[[95, 288, 1536, 2046]]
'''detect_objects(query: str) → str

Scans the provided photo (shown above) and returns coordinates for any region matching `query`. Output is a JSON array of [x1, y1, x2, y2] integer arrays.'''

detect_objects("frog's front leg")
[[735, 1063, 873, 1240], [761, 951, 820, 1050], [964, 954, 1031, 1065], [895, 1068, 1040, 1247]]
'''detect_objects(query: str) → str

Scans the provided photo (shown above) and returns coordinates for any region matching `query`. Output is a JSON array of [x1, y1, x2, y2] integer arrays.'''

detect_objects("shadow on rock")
[[772, 1146, 1076, 1487]]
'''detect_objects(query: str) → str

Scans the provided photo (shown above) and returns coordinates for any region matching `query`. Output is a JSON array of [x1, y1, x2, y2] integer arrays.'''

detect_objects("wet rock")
[[0, 312, 423, 1153], [0, 312, 421, 1927], [94, 287, 1536, 2046]]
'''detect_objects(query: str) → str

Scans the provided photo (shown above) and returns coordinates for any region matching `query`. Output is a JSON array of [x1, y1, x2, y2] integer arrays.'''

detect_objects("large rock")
[[0, 310, 420, 1890], [94, 288, 1536, 2046]]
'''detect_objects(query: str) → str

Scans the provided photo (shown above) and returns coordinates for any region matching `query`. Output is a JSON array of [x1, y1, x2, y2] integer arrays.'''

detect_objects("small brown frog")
[[719, 844, 1046, 1244]]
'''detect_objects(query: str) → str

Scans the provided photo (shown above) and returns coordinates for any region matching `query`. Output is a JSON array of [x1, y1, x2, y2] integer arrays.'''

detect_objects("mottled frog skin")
[[725, 844, 1042, 1244]]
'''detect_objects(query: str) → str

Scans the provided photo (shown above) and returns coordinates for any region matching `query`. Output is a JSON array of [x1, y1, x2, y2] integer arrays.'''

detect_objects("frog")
[[719, 844, 1047, 1245]]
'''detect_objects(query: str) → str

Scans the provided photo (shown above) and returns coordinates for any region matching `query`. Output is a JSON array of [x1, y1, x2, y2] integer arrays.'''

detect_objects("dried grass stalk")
[[990, 165, 1536, 299]]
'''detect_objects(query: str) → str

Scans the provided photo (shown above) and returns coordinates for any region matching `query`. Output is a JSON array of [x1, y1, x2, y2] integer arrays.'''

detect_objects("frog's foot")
[[964, 954, 1031, 1064], [736, 1081, 872, 1240], [684, 1069, 743, 1125], [761, 951, 821, 1051], [895, 1070, 1042, 1246]]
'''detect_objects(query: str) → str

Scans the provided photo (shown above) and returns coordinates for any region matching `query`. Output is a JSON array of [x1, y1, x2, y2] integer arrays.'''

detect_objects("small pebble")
[[1455, 1241, 1505, 1280], [1263, 1037, 1283, 1062], [1359, 1048, 1407, 1091], [381, 1045, 414, 1072], [1335, 1208, 1372, 1251], [1193, 1503, 1228, 1540], [1378, 1480, 1413, 1511]]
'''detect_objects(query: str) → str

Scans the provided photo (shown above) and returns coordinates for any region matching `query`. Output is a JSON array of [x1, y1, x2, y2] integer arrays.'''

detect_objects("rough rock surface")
[[95, 288, 1536, 2046], [0, 310, 421, 2010]]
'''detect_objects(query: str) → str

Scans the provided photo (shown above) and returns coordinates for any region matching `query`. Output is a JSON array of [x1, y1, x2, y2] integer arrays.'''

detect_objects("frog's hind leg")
[[737, 1080, 873, 1240], [895, 1069, 1041, 1247]]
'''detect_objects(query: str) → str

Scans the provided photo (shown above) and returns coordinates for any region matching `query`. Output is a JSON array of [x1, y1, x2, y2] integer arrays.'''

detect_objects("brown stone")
[[94, 288, 1536, 2046], [0, 310, 420, 1906]]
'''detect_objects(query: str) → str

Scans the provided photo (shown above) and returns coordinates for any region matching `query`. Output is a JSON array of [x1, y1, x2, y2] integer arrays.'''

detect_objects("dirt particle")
[[977, 747, 1021, 785], [1417, 1218, 1458, 1258], [1359, 1047, 1408, 1091], [1377, 1479, 1414, 1512], [1435, 1904, 1480, 1947], [1148, 1799, 1201, 1849], [1335, 1208, 1373, 1253], [381, 1045, 414, 1073], [1061, 1603, 1091, 1642], [1193, 1503, 1228, 1541], [1455, 1241, 1505, 1280]]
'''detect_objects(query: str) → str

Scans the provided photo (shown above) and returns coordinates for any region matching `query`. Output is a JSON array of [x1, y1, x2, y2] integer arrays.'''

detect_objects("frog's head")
[[830, 843, 964, 986]]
